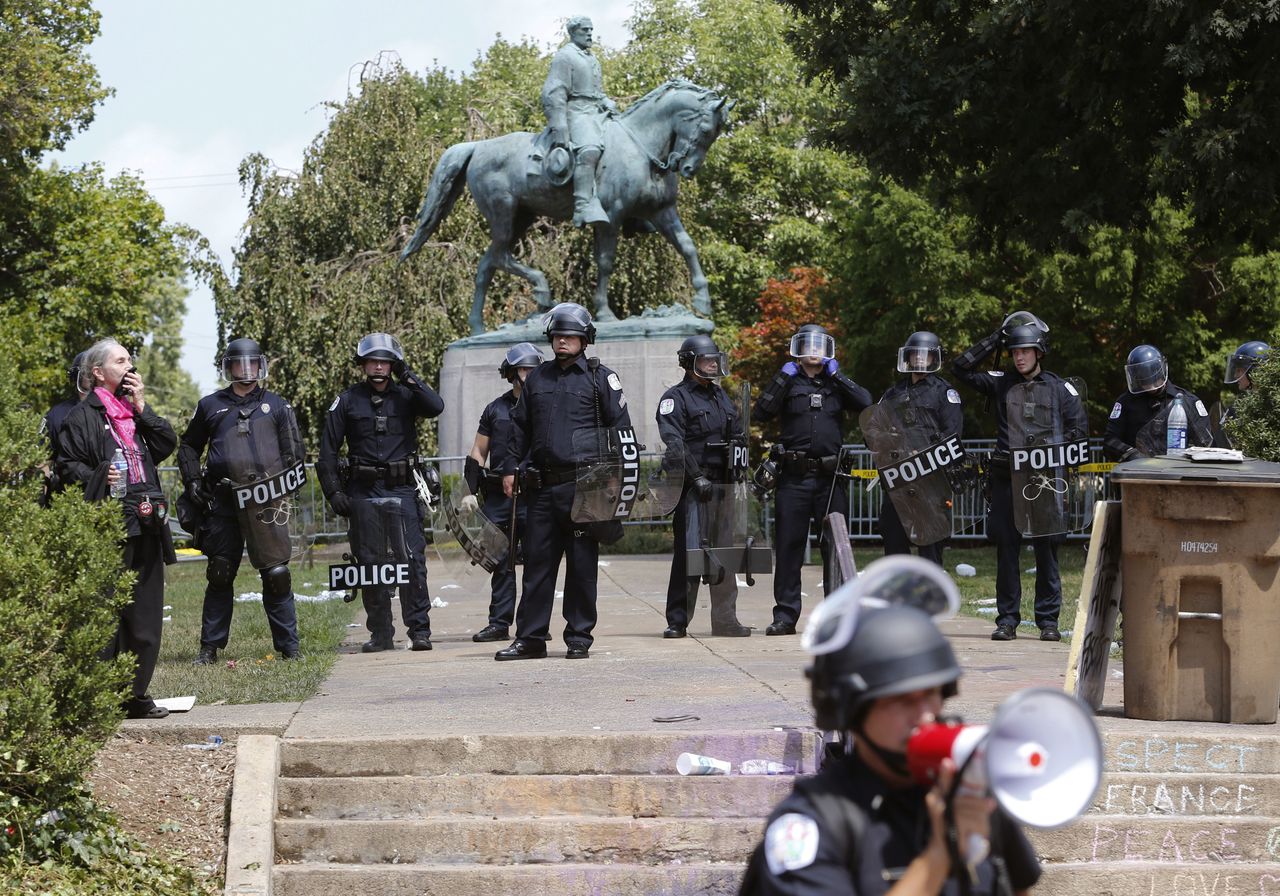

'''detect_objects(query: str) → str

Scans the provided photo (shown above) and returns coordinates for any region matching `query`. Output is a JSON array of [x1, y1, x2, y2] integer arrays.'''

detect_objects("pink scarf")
[[95, 387, 144, 484]]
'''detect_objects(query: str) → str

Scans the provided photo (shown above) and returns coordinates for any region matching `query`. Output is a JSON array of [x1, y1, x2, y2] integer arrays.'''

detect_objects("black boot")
[[192, 645, 219, 666]]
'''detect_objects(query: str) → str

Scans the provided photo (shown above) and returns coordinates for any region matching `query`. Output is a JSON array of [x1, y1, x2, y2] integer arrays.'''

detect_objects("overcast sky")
[[55, 1, 633, 392]]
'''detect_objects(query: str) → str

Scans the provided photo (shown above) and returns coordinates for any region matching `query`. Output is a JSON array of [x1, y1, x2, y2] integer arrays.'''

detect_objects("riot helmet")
[[543, 302, 596, 345], [808, 603, 960, 732], [1005, 324, 1048, 356], [499, 342, 544, 380], [1124, 345, 1168, 394], [354, 332, 404, 364], [221, 337, 268, 384], [805, 556, 961, 732], [677, 334, 729, 382], [69, 350, 89, 395], [788, 323, 835, 361], [1224, 340, 1270, 385], [1001, 310, 1049, 339], [897, 331, 942, 374]]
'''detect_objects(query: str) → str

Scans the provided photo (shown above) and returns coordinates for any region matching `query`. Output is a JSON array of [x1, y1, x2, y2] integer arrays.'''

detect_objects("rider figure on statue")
[[542, 15, 618, 227]]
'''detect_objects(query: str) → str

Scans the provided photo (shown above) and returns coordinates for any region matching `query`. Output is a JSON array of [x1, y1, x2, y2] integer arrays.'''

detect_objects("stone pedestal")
[[437, 306, 713, 459]]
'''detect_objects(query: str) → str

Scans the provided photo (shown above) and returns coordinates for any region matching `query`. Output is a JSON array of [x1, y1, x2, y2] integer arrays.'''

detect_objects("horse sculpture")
[[400, 80, 733, 336]]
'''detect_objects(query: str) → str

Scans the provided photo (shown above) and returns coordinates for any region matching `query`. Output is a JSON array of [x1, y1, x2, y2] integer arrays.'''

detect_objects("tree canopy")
[[778, 0, 1280, 250]]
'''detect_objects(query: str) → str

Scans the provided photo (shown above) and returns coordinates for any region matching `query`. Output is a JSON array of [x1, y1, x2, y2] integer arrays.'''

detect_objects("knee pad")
[[261, 564, 292, 599], [206, 555, 238, 589]]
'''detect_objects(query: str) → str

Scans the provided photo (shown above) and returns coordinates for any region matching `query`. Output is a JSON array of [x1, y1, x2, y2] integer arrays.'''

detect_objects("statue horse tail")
[[400, 141, 476, 262]]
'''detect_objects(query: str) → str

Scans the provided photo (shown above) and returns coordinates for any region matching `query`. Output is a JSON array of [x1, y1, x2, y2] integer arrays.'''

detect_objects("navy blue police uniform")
[[876, 374, 963, 565], [739, 749, 1041, 896], [656, 376, 748, 635], [178, 384, 305, 657], [502, 354, 632, 655], [318, 369, 444, 647], [753, 366, 871, 632], [951, 332, 1087, 637], [1103, 383, 1212, 461]]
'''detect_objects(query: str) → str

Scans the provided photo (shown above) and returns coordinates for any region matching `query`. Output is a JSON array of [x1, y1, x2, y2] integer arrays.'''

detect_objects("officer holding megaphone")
[[739, 556, 1047, 896]]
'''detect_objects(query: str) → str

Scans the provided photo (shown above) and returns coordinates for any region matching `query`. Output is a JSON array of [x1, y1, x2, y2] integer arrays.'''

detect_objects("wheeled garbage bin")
[[1111, 456, 1280, 723]]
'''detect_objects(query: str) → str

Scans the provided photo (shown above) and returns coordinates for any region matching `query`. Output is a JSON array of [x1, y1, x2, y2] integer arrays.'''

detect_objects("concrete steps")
[[268, 731, 820, 896], [244, 727, 1280, 896]]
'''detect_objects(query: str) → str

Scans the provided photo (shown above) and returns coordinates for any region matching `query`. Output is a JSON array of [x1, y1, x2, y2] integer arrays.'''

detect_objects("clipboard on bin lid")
[[802, 555, 961, 656]]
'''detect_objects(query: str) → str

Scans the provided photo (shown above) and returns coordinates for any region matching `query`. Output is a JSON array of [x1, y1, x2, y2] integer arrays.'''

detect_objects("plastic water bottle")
[[109, 448, 128, 498], [1166, 396, 1188, 453]]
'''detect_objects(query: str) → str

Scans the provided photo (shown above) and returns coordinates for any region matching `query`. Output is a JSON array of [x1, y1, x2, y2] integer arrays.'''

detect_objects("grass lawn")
[[147, 553, 359, 705], [845, 542, 1089, 638]]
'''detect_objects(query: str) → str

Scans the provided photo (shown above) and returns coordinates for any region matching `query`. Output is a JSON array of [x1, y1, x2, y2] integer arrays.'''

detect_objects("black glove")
[[392, 358, 407, 379], [185, 481, 209, 507], [330, 491, 352, 517], [692, 475, 714, 502], [992, 328, 1007, 348]]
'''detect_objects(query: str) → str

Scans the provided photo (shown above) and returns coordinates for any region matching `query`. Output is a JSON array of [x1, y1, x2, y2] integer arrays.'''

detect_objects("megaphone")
[[906, 687, 1102, 830]]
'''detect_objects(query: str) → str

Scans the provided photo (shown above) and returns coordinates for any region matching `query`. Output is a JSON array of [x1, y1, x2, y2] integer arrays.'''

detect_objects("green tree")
[[778, 0, 1280, 249]]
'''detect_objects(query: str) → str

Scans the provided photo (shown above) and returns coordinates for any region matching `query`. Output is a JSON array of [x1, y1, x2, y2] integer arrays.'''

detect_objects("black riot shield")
[[859, 396, 963, 547], [1007, 380, 1090, 537], [570, 427, 685, 523], [684, 481, 772, 588], [441, 479, 509, 573], [345, 497, 412, 596], [224, 407, 306, 570]]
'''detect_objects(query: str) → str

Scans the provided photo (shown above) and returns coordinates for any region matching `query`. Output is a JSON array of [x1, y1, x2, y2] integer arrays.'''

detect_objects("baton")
[[507, 482, 519, 573]]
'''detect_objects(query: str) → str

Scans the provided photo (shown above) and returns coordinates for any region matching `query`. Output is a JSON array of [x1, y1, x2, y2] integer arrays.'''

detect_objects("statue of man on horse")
[[399, 17, 733, 336]]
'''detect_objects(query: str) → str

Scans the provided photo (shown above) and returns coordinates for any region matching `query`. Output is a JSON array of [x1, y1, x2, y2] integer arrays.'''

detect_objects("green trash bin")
[[1112, 456, 1280, 723]]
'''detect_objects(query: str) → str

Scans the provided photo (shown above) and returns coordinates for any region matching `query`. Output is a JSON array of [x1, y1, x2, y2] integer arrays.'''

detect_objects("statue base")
[[437, 305, 714, 459]]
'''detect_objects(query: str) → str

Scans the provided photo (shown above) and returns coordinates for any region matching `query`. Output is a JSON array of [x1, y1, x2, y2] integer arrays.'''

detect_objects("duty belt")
[[780, 452, 838, 474], [348, 458, 412, 487], [521, 466, 577, 490]]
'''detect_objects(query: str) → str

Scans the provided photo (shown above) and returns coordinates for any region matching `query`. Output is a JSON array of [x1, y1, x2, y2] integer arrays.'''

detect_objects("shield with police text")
[[223, 405, 306, 569], [684, 481, 772, 587], [441, 479, 509, 573], [859, 394, 963, 547], [571, 427, 686, 523], [1007, 379, 1091, 537], [340, 496, 413, 595]]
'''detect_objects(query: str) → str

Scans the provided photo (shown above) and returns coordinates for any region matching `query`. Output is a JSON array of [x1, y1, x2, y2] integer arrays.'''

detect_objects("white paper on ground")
[[155, 695, 196, 712]]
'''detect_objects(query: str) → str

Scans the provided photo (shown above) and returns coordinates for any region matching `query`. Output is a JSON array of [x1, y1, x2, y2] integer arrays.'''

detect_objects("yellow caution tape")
[[845, 469, 880, 480], [1078, 463, 1116, 473]]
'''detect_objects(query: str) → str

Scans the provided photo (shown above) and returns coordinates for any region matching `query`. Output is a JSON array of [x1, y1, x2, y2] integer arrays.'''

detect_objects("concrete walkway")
[[134, 549, 1261, 743]]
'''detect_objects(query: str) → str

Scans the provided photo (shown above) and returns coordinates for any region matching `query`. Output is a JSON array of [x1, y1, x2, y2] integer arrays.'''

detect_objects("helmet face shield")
[[693, 352, 730, 380], [356, 333, 404, 363], [897, 345, 941, 374], [789, 331, 835, 361], [1002, 310, 1049, 334], [803, 555, 960, 656], [1125, 356, 1168, 393], [1224, 342, 1268, 383], [222, 353, 268, 384]]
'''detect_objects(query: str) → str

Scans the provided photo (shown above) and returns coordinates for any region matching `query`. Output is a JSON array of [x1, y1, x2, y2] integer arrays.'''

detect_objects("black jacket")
[[1103, 382, 1213, 460], [753, 366, 872, 458]]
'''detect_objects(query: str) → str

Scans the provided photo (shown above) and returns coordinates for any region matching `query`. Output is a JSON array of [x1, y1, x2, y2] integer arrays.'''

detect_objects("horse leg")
[[470, 245, 500, 336], [592, 226, 620, 322], [652, 207, 711, 317], [512, 211, 553, 310]]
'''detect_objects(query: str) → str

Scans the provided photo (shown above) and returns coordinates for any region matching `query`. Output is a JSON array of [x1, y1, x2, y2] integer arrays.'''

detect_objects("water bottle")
[[109, 448, 128, 498], [1166, 395, 1188, 453]]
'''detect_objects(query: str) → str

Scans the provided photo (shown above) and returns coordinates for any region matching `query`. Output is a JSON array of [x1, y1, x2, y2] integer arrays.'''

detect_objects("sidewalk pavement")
[[129, 550, 1266, 744]]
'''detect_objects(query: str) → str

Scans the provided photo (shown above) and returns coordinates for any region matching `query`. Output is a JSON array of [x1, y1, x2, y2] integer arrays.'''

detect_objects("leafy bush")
[[0, 352, 135, 864], [1223, 352, 1280, 460]]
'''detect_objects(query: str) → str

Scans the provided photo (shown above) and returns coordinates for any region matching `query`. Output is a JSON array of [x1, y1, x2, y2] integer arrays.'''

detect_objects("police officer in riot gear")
[[753, 324, 872, 635], [318, 333, 445, 652], [496, 302, 633, 660], [952, 314, 1086, 642], [877, 331, 963, 565], [1104, 344, 1212, 461], [1214, 340, 1270, 447], [178, 338, 305, 664], [656, 334, 751, 638], [740, 596, 1040, 894], [464, 342, 544, 643]]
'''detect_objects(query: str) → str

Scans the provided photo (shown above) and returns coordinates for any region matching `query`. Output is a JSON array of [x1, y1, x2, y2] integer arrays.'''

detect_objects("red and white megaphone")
[[907, 687, 1102, 829]]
